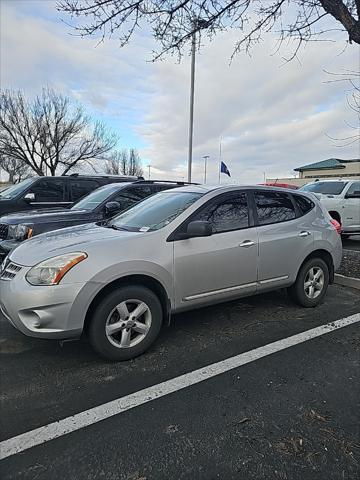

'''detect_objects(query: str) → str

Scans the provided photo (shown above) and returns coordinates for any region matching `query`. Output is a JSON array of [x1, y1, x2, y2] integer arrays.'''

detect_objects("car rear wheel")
[[88, 285, 163, 361], [288, 258, 329, 307]]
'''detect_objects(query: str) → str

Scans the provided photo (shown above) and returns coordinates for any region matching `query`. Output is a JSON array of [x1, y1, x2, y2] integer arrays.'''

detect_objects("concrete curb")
[[334, 274, 360, 290]]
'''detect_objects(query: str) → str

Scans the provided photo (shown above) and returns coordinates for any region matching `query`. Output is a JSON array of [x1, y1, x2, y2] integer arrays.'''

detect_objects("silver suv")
[[0, 185, 342, 361]]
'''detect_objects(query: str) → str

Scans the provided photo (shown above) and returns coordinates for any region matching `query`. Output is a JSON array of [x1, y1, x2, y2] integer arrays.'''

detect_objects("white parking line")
[[1, 313, 359, 460]]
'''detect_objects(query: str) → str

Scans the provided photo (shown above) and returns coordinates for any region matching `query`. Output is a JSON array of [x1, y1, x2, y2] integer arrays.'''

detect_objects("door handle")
[[299, 231, 311, 237], [239, 240, 255, 247]]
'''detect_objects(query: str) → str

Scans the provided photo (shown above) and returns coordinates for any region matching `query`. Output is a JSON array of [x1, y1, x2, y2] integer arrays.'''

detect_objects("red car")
[[260, 182, 299, 190]]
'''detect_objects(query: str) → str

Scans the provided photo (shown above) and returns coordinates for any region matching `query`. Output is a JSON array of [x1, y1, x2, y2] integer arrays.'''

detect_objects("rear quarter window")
[[292, 195, 315, 216]]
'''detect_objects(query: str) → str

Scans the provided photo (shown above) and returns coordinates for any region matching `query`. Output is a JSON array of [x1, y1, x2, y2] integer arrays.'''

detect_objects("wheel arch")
[[83, 274, 171, 333], [297, 249, 335, 284]]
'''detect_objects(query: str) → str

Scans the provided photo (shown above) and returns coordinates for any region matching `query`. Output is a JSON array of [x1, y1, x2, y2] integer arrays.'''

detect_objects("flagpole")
[[218, 135, 222, 184]]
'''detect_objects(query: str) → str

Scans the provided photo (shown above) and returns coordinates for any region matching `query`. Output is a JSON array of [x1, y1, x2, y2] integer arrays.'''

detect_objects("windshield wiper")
[[106, 224, 131, 231]]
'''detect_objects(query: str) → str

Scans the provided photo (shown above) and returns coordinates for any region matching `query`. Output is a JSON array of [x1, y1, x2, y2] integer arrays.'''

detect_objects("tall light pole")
[[187, 31, 196, 183], [202, 155, 209, 184], [147, 164, 151, 179]]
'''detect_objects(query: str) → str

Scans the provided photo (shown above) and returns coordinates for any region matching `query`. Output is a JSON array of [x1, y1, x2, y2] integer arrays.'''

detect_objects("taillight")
[[330, 219, 341, 234]]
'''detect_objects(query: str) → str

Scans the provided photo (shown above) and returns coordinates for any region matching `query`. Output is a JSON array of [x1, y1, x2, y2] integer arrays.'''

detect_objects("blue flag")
[[220, 161, 231, 177]]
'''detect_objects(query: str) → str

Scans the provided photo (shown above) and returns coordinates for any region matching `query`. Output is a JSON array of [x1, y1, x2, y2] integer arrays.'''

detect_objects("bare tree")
[[0, 155, 30, 183], [58, 1, 360, 60], [0, 89, 117, 176], [104, 148, 144, 176], [324, 69, 360, 146]]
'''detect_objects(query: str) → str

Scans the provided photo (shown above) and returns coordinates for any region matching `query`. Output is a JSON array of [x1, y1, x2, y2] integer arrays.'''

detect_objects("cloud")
[[138, 31, 358, 183], [1, 1, 358, 183]]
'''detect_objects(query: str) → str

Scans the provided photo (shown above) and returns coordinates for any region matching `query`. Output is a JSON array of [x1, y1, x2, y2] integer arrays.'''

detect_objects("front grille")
[[0, 262, 22, 281], [0, 224, 8, 240]]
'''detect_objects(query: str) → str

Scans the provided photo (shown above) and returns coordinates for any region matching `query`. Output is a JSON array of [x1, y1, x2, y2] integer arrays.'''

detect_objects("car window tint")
[[133, 185, 156, 199], [28, 179, 65, 202], [194, 193, 249, 233], [71, 180, 100, 201], [300, 181, 346, 195], [255, 191, 295, 225], [293, 195, 314, 216], [346, 182, 360, 195], [111, 193, 139, 210]]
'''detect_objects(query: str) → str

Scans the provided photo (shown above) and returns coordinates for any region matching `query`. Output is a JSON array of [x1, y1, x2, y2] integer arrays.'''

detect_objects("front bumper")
[[0, 264, 87, 339]]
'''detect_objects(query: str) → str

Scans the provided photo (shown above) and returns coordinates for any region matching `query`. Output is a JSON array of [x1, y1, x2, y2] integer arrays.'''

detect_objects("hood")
[[9, 223, 140, 266], [0, 208, 91, 226]]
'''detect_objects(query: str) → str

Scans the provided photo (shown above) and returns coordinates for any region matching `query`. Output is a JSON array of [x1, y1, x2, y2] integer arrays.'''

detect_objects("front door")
[[342, 182, 360, 232], [18, 178, 69, 210], [173, 191, 258, 310]]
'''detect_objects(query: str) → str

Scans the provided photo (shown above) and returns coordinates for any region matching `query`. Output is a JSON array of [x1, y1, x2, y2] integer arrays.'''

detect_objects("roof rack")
[[134, 180, 199, 186], [65, 173, 144, 180]]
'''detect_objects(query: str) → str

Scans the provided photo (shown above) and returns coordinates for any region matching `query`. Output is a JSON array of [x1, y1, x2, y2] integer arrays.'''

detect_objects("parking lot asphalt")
[[342, 236, 360, 252], [1, 285, 359, 479]]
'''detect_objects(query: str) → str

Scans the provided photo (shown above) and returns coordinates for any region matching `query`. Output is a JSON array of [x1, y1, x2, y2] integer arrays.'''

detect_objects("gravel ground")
[[337, 249, 360, 279]]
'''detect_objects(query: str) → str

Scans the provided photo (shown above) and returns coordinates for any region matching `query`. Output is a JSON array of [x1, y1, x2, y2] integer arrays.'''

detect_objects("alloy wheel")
[[105, 299, 152, 348], [304, 266, 324, 299]]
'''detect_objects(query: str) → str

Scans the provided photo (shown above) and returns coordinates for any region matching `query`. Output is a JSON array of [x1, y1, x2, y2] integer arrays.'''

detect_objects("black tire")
[[88, 285, 163, 361], [288, 257, 329, 308]]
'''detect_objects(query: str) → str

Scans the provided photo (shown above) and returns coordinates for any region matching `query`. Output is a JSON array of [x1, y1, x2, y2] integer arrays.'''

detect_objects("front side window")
[[110, 191, 202, 232], [193, 192, 249, 233], [28, 180, 65, 202], [346, 182, 360, 196], [300, 181, 346, 195], [254, 191, 296, 225]]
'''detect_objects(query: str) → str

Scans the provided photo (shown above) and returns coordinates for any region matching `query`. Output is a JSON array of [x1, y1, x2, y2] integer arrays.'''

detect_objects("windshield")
[[0, 178, 35, 199], [72, 185, 121, 211], [300, 181, 346, 195], [110, 191, 202, 232]]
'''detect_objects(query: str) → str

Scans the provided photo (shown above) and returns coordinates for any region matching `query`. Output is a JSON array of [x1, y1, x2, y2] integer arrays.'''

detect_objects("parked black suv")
[[0, 174, 144, 217], [0, 180, 196, 258]]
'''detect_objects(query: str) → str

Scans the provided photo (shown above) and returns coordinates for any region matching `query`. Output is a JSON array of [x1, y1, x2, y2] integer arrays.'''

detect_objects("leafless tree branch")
[[57, 1, 360, 60], [0, 89, 117, 176]]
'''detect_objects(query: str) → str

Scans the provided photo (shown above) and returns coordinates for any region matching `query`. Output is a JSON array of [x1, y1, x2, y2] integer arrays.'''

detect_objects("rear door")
[[173, 191, 258, 309], [253, 190, 314, 290]]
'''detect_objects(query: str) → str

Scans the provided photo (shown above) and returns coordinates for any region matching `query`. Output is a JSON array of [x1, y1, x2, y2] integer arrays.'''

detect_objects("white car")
[[300, 180, 360, 237]]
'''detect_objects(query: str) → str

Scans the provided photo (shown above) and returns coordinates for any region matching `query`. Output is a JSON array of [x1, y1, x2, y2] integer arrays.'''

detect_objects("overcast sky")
[[1, 0, 358, 183]]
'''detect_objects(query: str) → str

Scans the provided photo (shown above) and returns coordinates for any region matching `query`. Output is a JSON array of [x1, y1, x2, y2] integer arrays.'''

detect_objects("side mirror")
[[186, 221, 212, 238], [24, 192, 35, 202], [105, 201, 121, 216]]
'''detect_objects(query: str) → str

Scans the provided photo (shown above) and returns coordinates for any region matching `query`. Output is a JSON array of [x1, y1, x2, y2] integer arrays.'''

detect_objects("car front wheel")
[[88, 285, 163, 361], [288, 258, 329, 307]]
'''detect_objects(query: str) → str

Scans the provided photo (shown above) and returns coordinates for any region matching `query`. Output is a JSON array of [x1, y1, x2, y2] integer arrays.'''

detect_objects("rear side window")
[[293, 195, 314, 216], [71, 179, 100, 201], [193, 192, 249, 233], [254, 191, 295, 225]]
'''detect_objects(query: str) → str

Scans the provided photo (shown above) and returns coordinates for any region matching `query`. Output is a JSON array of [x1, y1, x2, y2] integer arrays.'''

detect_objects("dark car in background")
[[0, 173, 144, 217], [0, 180, 195, 258]]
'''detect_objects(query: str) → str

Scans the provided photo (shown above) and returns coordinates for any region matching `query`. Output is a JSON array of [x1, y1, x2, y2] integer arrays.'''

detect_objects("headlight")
[[8, 224, 33, 241], [26, 252, 87, 286]]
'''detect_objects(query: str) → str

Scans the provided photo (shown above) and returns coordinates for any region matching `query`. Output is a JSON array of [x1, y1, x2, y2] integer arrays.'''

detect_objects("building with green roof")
[[266, 158, 360, 187]]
